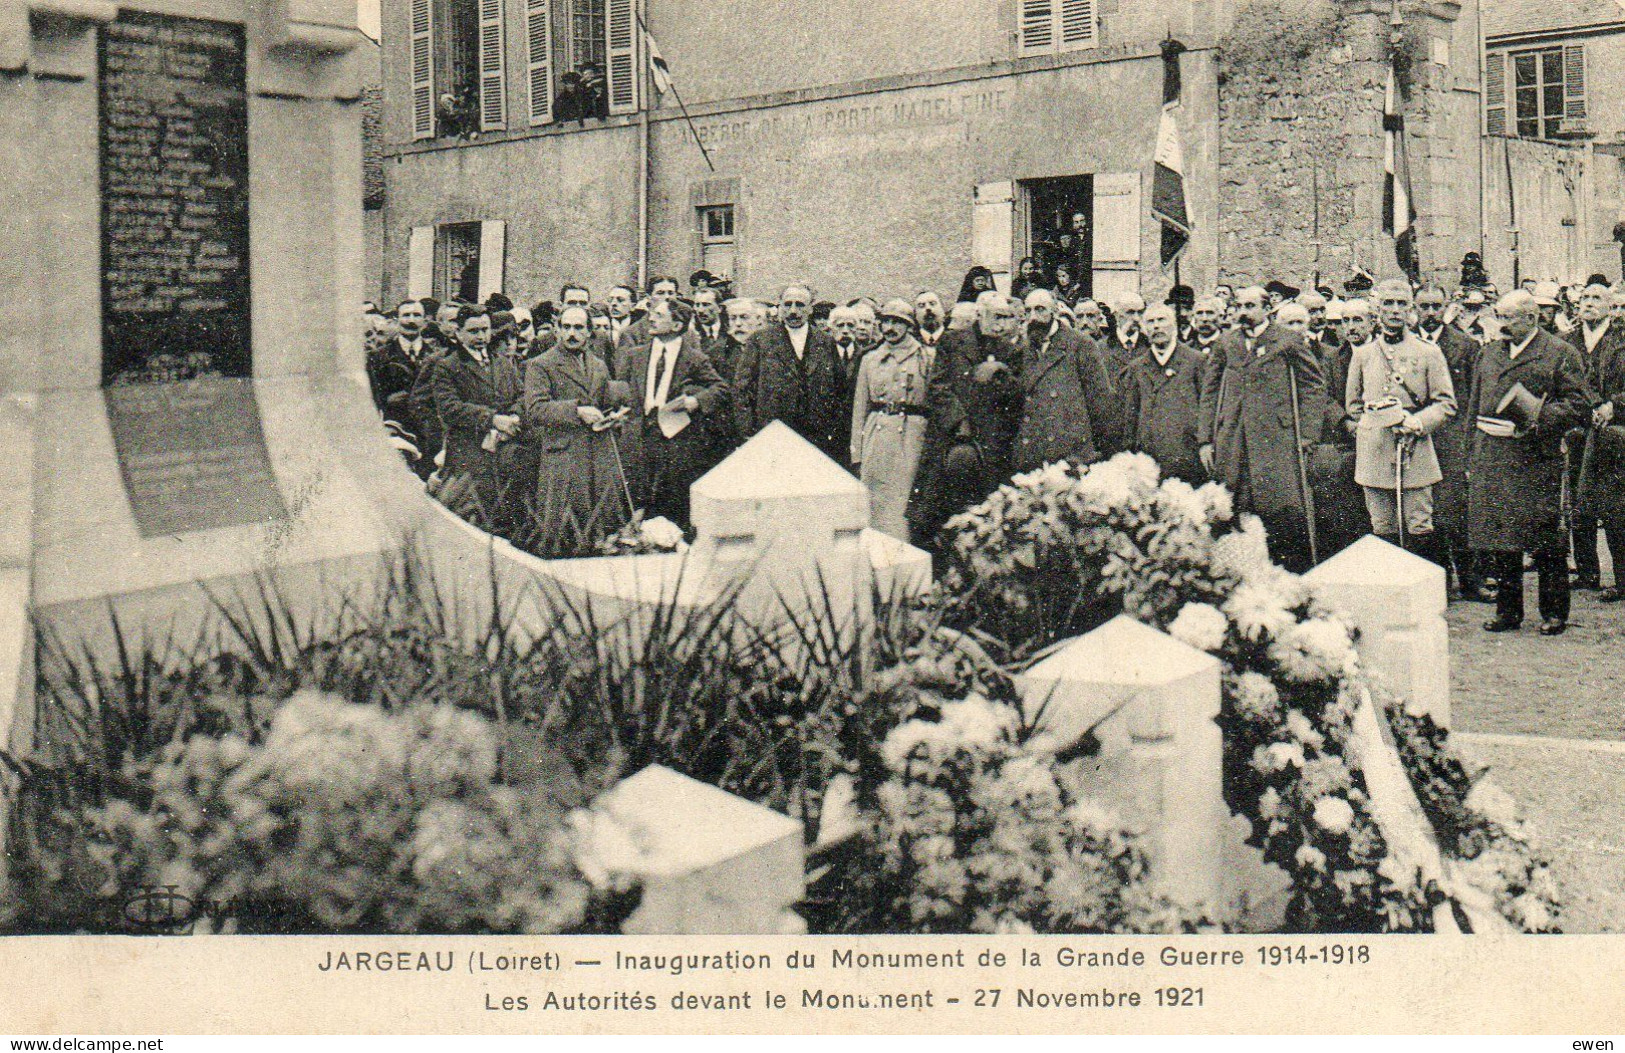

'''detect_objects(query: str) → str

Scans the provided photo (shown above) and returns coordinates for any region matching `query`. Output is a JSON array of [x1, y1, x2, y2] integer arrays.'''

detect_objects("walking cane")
[[604, 418, 639, 521], [1559, 431, 1575, 538], [1288, 364, 1321, 566]]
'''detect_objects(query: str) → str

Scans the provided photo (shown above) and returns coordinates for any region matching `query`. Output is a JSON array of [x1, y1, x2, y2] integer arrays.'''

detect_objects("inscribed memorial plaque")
[[100, 9, 251, 383], [98, 10, 285, 537], [104, 379, 288, 538]]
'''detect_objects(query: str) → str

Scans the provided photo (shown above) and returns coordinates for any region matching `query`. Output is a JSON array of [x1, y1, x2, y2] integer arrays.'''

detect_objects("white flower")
[[1196, 482, 1234, 524], [878, 695, 1015, 771], [1294, 844, 1328, 871], [1284, 708, 1324, 749], [937, 695, 1017, 753], [1068, 797, 1125, 835], [990, 755, 1060, 805], [1211, 517, 1271, 578], [1313, 796, 1355, 835], [1233, 672, 1282, 723], [638, 516, 685, 550], [1258, 786, 1284, 819], [1259, 741, 1307, 772], [1226, 581, 1296, 642], [1168, 602, 1229, 652], [1156, 478, 1211, 528], [1011, 461, 1073, 491], [1075, 465, 1137, 514], [1261, 566, 1312, 611], [1377, 854, 1417, 890], [1510, 894, 1553, 932], [1271, 617, 1359, 683]]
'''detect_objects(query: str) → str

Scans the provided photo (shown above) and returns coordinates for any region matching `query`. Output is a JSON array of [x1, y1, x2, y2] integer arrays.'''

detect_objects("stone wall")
[[1481, 137, 1625, 288], [1215, 0, 1479, 288]]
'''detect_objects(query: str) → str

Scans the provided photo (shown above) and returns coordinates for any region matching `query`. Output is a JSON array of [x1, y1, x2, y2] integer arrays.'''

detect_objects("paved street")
[[1448, 561, 1625, 933]]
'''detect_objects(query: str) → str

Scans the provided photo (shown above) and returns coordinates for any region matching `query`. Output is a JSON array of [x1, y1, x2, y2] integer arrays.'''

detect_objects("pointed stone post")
[[580, 765, 805, 935], [689, 422, 874, 644], [1306, 535, 1449, 726], [1016, 616, 1230, 913]]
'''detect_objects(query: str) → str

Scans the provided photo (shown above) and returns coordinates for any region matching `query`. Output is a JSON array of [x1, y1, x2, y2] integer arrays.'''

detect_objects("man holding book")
[[1467, 291, 1596, 636]]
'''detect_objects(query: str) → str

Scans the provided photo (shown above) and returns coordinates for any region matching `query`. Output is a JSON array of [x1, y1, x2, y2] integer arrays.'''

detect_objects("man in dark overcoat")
[[1563, 281, 1625, 590], [521, 306, 634, 555], [1582, 297, 1625, 603], [426, 305, 527, 532], [1198, 285, 1328, 573], [731, 283, 842, 462], [1469, 291, 1595, 635], [618, 299, 727, 529], [1417, 285, 1487, 599], [368, 299, 444, 479], [1012, 289, 1123, 474], [1122, 304, 1204, 484], [907, 293, 1024, 551], [1100, 291, 1149, 381], [1304, 298, 1369, 560]]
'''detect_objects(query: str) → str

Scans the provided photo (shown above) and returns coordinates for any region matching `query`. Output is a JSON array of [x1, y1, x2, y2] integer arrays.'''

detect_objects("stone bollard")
[[1016, 616, 1230, 913], [1305, 535, 1450, 727], [689, 422, 931, 652], [578, 765, 806, 935], [690, 423, 872, 637]]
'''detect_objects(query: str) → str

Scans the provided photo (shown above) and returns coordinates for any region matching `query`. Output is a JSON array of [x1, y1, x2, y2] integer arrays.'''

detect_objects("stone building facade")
[[1475, 0, 1625, 288], [379, 0, 1484, 307]]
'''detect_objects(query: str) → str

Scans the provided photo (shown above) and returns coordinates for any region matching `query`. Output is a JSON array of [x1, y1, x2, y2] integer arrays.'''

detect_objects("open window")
[[408, 221, 506, 304], [413, 0, 501, 140], [692, 178, 742, 285]]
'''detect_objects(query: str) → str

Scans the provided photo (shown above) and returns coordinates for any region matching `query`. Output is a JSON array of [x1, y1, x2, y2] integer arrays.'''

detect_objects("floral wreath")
[[881, 452, 1562, 933]]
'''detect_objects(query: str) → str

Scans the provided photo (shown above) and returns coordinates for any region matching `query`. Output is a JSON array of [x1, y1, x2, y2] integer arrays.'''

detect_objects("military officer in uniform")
[[1345, 280, 1457, 564]]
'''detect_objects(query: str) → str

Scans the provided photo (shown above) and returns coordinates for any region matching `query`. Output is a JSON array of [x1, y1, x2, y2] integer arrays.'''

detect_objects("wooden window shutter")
[[478, 0, 507, 132], [1563, 43, 1587, 129], [526, 0, 553, 125], [408, 226, 435, 299], [410, 0, 435, 140], [1059, 0, 1096, 48], [478, 221, 507, 302], [1092, 171, 1143, 304], [1018, 0, 1056, 56], [605, 0, 640, 116], [1484, 50, 1507, 136], [972, 181, 1014, 292]]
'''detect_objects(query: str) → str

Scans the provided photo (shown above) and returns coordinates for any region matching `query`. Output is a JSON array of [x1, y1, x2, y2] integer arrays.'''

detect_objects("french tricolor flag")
[[1153, 38, 1192, 267], [1383, 60, 1419, 281]]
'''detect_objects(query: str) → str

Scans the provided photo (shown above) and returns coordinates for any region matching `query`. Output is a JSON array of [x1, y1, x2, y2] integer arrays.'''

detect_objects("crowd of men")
[[363, 264, 1625, 638]]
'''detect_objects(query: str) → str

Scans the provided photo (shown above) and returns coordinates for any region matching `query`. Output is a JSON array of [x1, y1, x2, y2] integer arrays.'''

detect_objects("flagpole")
[[634, 8, 715, 174], [663, 78, 715, 174], [636, 0, 650, 291]]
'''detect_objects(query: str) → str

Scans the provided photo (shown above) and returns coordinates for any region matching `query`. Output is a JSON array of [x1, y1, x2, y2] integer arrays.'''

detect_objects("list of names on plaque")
[[100, 9, 250, 385], [98, 11, 284, 537]]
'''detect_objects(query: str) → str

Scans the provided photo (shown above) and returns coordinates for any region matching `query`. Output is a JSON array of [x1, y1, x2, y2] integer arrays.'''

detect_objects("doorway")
[[1023, 175, 1093, 299]]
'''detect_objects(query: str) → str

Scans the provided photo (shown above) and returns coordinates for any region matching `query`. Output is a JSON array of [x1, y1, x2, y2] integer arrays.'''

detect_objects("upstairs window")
[[1488, 44, 1587, 140], [411, 0, 505, 141], [1018, 0, 1098, 57]]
